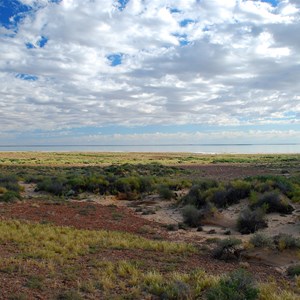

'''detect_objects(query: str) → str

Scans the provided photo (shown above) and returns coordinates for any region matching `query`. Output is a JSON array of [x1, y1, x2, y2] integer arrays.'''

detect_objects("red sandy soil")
[[0, 201, 166, 236], [0, 200, 292, 285], [181, 163, 280, 180], [0, 183, 297, 299]]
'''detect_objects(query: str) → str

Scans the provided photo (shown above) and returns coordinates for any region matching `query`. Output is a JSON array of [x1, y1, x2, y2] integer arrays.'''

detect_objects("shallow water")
[[0, 144, 299, 153]]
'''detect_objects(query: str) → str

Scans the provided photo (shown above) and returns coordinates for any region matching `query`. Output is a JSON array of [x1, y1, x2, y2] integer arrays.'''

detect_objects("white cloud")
[[0, 0, 299, 137]]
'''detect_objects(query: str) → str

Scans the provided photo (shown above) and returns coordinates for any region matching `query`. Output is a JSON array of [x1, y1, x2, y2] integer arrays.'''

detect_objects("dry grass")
[[0, 220, 195, 263], [0, 151, 299, 167]]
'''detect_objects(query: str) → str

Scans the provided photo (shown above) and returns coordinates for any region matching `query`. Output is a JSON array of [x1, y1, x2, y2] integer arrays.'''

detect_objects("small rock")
[[207, 229, 216, 234], [197, 226, 203, 232]]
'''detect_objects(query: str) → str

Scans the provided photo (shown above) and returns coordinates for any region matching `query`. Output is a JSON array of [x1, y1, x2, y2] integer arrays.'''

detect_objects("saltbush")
[[182, 180, 218, 208], [251, 192, 294, 214], [247, 175, 293, 196], [287, 264, 300, 277], [0, 190, 21, 203], [182, 205, 202, 227], [0, 174, 21, 193], [273, 233, 300, 251], [36, 177, 68, 196], [212, 238, 243, 261], [158, 185, 174, 200], [204, 186, 228, 208], [225, 180, 251, 205], [250, 233, 274, 248], [237, 208, 267, 234], [181, 185, 207, 208], [206, 269, 259, 300]]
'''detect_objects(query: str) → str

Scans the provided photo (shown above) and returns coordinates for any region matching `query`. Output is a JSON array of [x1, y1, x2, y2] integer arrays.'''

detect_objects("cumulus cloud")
[[0, 0, 299, 143]]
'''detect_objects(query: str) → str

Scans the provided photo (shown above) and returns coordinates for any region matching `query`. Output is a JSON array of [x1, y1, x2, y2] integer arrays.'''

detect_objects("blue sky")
[[0, 0, 299, 145]]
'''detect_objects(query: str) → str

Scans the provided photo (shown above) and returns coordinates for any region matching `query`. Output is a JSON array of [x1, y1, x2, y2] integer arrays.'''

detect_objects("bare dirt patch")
[[180, 163, 281, 180]]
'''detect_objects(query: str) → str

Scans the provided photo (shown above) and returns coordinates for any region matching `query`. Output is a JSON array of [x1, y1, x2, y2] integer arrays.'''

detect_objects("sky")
[[0, 0, 299, 146]]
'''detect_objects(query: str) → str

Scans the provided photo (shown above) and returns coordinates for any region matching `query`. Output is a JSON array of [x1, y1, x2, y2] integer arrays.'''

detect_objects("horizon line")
[[0, 143, 299, 147]]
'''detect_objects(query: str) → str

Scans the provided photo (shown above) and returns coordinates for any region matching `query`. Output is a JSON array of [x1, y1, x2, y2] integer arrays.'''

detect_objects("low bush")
[[204, 186, 228, 208], [212, 238, 243, 261], [206, 269, 259, 300], [289, 183, 300, 203], [182, 205, 202, 227], [183, 180, 251, 209], [36, 177, 68, 196], [181, 180, 218, 208], [139, 176, 155, 193], [114, 177, 141, 194], [0, 174, 20, 192], [225, 180, 251, 205], [158, 185, 174, 200], [251, 192, 294, 214], [250, 233, 274, 248], [287, 264, 300, 277], [81, 175, 109, 194], [247, 175, 293, 196], [181, 185, 207, 208], [237, 208, 267, 234], [0, 190, 21, 203], [273, 233, 300, 251]]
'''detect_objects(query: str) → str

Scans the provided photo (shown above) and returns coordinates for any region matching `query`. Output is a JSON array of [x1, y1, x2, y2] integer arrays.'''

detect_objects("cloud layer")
[[0, 0, 299, 143]]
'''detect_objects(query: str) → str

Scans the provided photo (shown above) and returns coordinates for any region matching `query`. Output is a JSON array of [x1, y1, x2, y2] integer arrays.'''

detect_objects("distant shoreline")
[[0, 143, 299, 147], [0, 144, 299, 154]]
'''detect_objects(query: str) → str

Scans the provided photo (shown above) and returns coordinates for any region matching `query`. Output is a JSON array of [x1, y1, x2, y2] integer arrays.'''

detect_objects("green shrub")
[[182, 205, 202, 227], [225, 180, 251, 205], [287, 264, 300, 276], [204, 180, 251, 208], [114, 177, 141, 194], [204, 186, 228, 208], [251, 191, 294, 214], [181, 185, 208, 208], [212, 238, 242, 261], [237, 208, 267, 234], [182, 180, 218, 208], [139, 176, 155, 193], [67, 176, 86, 192], [247, 175, 293, 196], [250, 233, 274, 248], [206, 269, 259, 300], [158, 185, 174, 200], [36, 177, 68, 196], [289, 183, 300, 203], [252, 180, 274, 193], [162, 280, 192, 299], [0, 190, 21, 203], [194, 179, 219, 191], [0, 174, 21, 194], [273, 233, 300, 251]]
